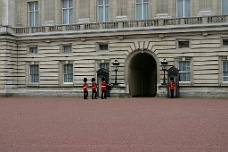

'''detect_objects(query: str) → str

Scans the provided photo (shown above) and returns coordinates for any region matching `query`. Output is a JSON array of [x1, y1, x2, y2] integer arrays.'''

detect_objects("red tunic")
[[102, 82, 108, 91], [169, 81, 175, 91], [83, 83, 88, 91], [92, 82, 97, 91]]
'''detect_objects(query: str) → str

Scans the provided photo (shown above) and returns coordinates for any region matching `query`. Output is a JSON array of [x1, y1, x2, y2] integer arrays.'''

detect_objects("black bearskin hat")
[[83, 78, 87, 82], [91, 78, 95, 82], [102, 77, 105, 81]]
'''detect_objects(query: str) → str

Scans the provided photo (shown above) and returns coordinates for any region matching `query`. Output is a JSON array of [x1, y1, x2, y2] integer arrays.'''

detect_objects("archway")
[[129, 52, 157, 97]]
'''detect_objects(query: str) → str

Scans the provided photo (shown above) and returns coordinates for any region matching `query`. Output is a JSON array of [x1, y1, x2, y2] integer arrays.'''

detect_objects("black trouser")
[[101, 90, 106, 99], [170, 90, 174, 98], [84, 91, 88, 99], [92, 90, 97, 99]]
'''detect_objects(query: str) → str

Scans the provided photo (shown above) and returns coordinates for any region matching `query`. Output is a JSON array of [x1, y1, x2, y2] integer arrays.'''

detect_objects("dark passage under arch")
[[129, 53, 157, 97]]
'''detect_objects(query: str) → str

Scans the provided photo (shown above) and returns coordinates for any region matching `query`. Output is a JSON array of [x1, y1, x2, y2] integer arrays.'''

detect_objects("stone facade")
[[0, 0, 228, 97]]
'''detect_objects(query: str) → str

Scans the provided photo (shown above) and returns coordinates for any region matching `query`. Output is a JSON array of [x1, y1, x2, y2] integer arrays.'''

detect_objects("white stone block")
[[154, 13, 172, 19], [114, 16, 129, 22]]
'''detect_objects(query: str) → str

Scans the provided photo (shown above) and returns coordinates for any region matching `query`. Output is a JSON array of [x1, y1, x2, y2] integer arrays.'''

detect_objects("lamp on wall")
[[112, 59, 119, 85], [161, 58, 168, 85]]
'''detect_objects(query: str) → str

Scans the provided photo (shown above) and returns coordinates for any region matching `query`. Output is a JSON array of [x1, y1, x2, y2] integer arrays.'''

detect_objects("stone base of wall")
[[0, 87, 227, 98]]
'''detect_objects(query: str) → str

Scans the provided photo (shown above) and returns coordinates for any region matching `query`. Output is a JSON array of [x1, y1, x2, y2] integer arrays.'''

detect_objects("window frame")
[[179, 61, 191, 82], [28, 1, 39, 27], [98, 0, 110, 22], [96, 42, 109, 52], [62, 44, 72, 53], [29, 64, 39, 84], [63, 63, 73, 84], [62, 0, 73, 24], [222, 39, 228, 47], [222, 60, 228, 82], [175, 57, 192, 85], [29, 46, 38, 54], [178, 41, 190, 48], [136, 0, 149, 20], [176, 0, 191, 17]]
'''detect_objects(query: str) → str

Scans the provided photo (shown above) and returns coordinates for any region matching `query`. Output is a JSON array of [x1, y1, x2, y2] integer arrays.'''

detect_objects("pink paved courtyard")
[[0, 97, 227, 152]]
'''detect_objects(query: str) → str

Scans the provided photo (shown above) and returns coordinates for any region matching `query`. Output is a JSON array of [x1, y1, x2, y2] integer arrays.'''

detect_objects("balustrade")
[[6, 15, 228, 35]]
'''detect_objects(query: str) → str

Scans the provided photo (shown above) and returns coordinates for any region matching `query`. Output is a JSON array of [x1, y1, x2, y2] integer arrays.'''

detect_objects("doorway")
[[129, 53, 157, 97]]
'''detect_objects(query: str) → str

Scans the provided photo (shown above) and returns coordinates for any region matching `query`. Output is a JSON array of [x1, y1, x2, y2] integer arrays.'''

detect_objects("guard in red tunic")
[[101, 77, 109, 99], [83, 78, 88, 99], [169, 77, 175, 98], [91, 78, 97, 99]]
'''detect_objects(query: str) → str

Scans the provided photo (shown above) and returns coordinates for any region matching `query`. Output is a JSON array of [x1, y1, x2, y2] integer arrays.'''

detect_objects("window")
[[30, 65, 39, 83], [100, 63, 109, 71], [178, 41, 189, 48], [136, 0, 148, 20], [223, 39, 228, 46], [28, 2, 38, 26], [64, 64, 73, 83], [62, 0, 73, 24], [29, 47, 38, 54], [222, 0, 228, 15], [177, 0, 190, 17], [223, 61, 228, 81], [98, 0, 110, 22], [63, 46, 72, 53], [179, 61, 191, 81], [99, 44, 108, 51]]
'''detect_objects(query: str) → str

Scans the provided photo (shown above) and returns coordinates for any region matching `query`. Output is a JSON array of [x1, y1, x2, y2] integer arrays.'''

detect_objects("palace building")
[[0, 0, 228, 97]]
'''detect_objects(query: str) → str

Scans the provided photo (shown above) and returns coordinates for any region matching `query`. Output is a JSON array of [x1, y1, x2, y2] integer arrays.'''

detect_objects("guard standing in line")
[[83, 78, 88, 99], [169, 77, 175, 98], [101, 77, 109, 99], [91, 78, 97, 99]]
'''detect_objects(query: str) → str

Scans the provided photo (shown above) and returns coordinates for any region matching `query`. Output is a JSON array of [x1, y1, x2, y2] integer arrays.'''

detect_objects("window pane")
[[63, 10, 68, 24], [29, 3, 34, 11], [35, 12, 38, 26], [63, 0, 68, 8], [179, 61, 191, 81], [64, 64, 73, 82], [63, 46, 72, 52], [136, 3, 142, 20], [69, 0, 73, 7], [98, 6, 103, 22], [98, 0, 103, 5], [30, 65, 39, 83], [143, 3, 148, 19], [223, 61, 228, 81], [185, 0, 191, 17], [30, 47, 38, 53], [105, 6, 109, 21], [35, 2, 38, 10], [105, 0, 109, 5], [136, 0, 141, 3], [100, 44, 108, 50], [100, 63, 109, 71], [69, 9, 73, 24], [177, 0, 183, 17], [222, 0, 228, 14]]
